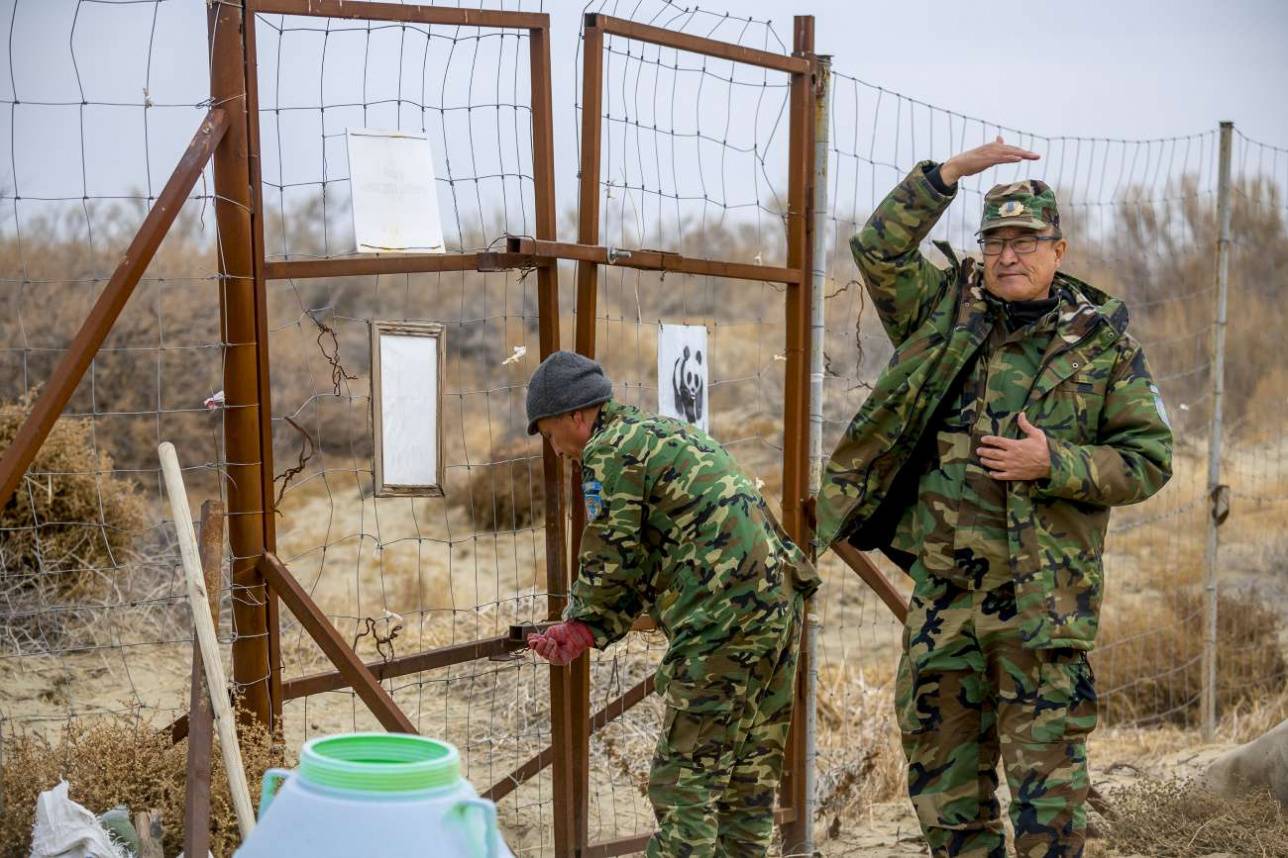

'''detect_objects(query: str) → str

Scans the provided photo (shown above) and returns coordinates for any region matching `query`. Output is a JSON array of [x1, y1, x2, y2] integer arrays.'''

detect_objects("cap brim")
[[977, 217, 1049, 235]]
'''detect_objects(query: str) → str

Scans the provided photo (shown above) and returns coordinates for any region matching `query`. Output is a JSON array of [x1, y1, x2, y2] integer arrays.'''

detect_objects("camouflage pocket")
[[1030, 650, 1099, 744], [660, 678, 743, 758]]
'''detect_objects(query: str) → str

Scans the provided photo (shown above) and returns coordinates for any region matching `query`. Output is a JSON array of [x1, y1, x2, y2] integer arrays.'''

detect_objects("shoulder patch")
[[582, 479, 605, 521]]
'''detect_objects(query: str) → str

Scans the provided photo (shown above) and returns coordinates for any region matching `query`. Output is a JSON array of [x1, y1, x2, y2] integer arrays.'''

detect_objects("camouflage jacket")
[[816, 161, 1173, 650], [564, 401, 819, 692]]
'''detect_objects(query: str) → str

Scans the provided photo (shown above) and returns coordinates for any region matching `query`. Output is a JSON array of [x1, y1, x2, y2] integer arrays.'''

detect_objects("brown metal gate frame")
[[0, 3, 828, 856]]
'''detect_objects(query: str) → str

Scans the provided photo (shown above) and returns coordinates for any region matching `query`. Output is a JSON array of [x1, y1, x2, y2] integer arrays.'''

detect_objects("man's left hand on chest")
[[978, 413, 1052, 481]]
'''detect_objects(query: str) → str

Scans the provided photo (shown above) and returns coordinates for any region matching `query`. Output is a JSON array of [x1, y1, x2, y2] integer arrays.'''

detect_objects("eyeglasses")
[[978, 235, 1061, 256]]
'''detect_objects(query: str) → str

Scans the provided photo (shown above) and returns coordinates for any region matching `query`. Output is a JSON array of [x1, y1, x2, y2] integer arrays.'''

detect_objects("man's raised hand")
[[940, 136, 1040, 186]]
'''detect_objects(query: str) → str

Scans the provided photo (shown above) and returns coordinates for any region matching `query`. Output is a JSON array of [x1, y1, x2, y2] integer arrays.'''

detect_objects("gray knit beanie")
[[526, 351, 613, 435]]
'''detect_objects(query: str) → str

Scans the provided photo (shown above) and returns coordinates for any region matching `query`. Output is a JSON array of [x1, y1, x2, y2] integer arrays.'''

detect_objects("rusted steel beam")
[[564, 21, 609, 851], [526, 20, 577, 858], [263, 252, 543, 280], [279, 623, 557, 699], [590, 14, 810, 75], [481, 674, 656, 803], [259, 554, 416, 733], [241, 4, 284, 730], [831, 540, 910, 624], [248, 0, 547, 29], [507, 237, 802, 285], [209, 0, 276, 729], [778, 17, 818, 852], [0, 109, 227, 510]]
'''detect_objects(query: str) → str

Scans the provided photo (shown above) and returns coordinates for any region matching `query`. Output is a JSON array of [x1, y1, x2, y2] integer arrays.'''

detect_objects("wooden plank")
[[0, 109, 227, 510], [183, 501, 223, 858], [258, 553, 417, 733], [159, 443, 256, 838]]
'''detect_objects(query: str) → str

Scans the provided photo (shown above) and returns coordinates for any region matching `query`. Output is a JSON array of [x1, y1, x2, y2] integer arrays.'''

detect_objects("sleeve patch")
[[582, 479, 605, 521]]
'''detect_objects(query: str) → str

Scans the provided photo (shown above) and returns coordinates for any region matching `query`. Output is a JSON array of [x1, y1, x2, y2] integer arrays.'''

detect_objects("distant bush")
[[1094, 586, 1287, 726], [463, 438, 546, 532]]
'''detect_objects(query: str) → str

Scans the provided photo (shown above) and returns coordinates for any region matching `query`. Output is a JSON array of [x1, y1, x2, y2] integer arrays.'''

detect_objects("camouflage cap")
[[978, 179, 1060, 235]]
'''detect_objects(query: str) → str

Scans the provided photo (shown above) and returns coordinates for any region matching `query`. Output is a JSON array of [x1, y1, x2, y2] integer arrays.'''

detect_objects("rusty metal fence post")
[[208, 1, 277, 729], [779, 16, 818, 853]]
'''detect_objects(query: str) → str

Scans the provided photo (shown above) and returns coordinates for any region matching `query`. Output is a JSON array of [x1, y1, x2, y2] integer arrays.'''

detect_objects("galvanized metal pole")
[[1201, 121, 1234, 741], [802, 54, 831, 858]]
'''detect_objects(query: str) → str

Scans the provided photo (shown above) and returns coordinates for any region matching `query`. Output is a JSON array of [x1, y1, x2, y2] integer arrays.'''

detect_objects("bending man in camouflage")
[[524, 351, 819, 858], [815, 139, 1173, 857]]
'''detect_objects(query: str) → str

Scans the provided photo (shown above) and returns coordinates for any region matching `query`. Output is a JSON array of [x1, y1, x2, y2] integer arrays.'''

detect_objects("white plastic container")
[[235, 732, 514, 858]]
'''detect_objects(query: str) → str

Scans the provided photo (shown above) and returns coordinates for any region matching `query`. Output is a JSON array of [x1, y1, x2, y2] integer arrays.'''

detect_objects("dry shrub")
[[463, 438, 545, 532], [0, 712, 282, 858], [1103, 777, 1288, 856], [1094, 587, 1286, 726], [814, 662, 906, 833], [0, 392, 146, 640]]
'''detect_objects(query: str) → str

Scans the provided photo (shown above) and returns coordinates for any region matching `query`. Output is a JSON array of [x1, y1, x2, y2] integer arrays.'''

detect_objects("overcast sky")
[[2, 0, 1285, 249]]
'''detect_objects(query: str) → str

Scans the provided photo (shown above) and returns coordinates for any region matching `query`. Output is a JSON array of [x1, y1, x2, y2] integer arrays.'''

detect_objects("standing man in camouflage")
[[524, 350, 819, 858], [815, 138, 1173, 857]]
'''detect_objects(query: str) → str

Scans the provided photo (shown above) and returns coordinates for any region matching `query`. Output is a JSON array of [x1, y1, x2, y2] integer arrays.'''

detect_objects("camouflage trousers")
[[896, 575, 1098, 858], [645, 596, 802, 858]]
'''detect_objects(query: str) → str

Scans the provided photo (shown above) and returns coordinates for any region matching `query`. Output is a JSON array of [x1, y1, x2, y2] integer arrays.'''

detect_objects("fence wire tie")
[[353, 610, 404, 663], [310, 312, 357, 396], [1210, 483, 1232, 526], [273, 416, 316, 512]]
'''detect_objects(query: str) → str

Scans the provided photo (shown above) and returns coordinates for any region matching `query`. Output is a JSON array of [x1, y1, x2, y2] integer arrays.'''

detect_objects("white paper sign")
[[658, 323, 709, 433], [347, 128, 446, 253], [373, 323, 443, 496]]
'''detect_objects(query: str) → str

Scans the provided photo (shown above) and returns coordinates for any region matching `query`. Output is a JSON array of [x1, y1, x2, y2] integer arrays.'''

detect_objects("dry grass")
[[813, 661, 906, 827], [0, 709, 283, 858], [1102, 778, 1288, 857], [0, 392, 147, 647], [1094, 586, 1286, 727]]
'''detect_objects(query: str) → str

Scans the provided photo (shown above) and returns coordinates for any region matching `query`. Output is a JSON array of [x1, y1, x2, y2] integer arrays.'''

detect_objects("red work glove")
[[527, 620, 595, 666]]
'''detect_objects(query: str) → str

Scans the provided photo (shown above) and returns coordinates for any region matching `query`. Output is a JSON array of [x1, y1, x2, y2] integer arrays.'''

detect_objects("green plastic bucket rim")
[[298, 732, 461, 793]]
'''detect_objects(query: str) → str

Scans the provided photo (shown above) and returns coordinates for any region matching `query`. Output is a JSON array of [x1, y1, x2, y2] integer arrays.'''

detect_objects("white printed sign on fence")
[[658, 323, 709, 434], [347, 128, 446, 254], [371, 322, 445, 497]]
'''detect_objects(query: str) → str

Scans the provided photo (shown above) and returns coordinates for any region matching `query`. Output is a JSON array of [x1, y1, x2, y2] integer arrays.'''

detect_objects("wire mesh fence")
[[0, 0, 229, 719], [0, 1, 1286, 856]]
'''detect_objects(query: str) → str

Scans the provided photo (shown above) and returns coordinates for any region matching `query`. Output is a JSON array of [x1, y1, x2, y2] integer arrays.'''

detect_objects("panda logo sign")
[[658, 323, 709, 433]]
